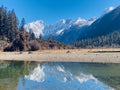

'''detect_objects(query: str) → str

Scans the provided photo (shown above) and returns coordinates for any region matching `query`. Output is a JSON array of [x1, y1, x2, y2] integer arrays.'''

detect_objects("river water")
[[0, 61, 120, 90]]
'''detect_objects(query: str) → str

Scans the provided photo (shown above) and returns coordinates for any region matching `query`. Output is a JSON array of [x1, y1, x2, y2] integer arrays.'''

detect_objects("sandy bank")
[[0, 49, 120, 63]]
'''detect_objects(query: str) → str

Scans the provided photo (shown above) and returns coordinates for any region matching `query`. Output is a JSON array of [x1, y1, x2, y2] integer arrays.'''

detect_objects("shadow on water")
[[0, 61, 120, 90], [0, 61, 37, 90]]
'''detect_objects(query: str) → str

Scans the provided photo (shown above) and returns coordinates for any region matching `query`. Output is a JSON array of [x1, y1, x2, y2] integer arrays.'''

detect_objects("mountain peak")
[[61, 19, 66, 24], [88, 17, 96, 25], [73, 17, 95, 27], [73, 18, 87, 27], [103, 6, 115, 15], [74, 17, 87, 24], [24, 20, 45, 38]]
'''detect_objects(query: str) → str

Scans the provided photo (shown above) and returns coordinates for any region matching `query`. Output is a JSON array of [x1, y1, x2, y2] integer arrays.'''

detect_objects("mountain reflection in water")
[[0, 61, 119, 90]]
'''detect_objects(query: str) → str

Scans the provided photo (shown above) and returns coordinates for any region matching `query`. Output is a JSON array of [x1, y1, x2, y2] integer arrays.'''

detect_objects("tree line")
[[73, 30, 120, 48], [0, 6, 36, 42]]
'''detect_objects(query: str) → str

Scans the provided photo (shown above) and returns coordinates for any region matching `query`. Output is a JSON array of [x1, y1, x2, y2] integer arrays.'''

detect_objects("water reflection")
[[0, 61, 119, 90], [0, 61, 36, 90]]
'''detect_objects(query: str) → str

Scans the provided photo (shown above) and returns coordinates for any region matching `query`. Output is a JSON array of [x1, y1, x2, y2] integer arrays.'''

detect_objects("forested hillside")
[[74, 31, 120, 48], [73, 6, 120, 48]]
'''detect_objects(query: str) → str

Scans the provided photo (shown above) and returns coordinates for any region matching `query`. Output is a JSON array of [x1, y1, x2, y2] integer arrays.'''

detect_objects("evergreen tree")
[[73, 30, 120, 48], [0, 6, 4, 39], [29, 28, 35, 40], [39, 34, 42, 40], [7, 10, 19, 42], [31, 32, 36, 40], [2, 7, 8, 40], [0, 6, 19, 42], [19, 18, 26, 32]]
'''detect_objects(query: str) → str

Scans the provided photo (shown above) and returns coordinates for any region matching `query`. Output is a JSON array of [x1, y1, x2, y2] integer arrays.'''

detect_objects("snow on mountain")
[[24, 19, 72, 38], [43, 19, 72, 38], [73, 18, 88, 27], [78, 5, 120, 41], [102, 6, 115, 15], [56, 29, 64, 35], [24, 20, 45, 38], [55, 17, 96, 44], [23, 6, 119, 44], [73, 17, 96, 27], [88, 17, 96, 25], [61, 19, 66, 24], [24, 17, 96, 40]]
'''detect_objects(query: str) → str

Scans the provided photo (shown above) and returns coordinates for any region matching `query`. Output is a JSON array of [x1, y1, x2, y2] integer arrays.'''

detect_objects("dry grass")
[[36, 48, 120, 53], [0, 48, 120, 63]]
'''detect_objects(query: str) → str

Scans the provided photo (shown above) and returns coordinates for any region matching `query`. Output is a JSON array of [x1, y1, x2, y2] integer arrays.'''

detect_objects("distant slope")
[[56, 18, 96, 44], [74, 6, 120, 48], [78, 6, 120, 40], [74, 31, 120, 48], [43, 19, 72, 39], [24, 5, 119, 45]]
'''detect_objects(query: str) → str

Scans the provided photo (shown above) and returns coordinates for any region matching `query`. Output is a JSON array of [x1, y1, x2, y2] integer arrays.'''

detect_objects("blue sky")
[[0, 0, 120, 24]]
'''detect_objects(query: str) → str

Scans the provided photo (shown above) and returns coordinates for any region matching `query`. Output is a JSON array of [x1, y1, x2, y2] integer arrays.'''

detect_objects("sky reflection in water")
[[0, 61, 118, 90]]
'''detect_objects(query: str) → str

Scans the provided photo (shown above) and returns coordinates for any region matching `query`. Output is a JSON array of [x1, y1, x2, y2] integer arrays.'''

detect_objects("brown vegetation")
[[37, 40, 75, 50], [0, 40, 8, 50], [29, 40, 40, 51], [4, 32, 30, 51], [3, 32, 75, 52]]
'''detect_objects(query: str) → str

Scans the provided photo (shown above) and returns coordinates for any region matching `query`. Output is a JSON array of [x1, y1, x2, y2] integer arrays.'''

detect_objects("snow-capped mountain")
[[101, 6, 115, 17], [56, 17, 96, 43], [24, 17, 95, 36], [24, 17, 96, 43], [24, 19, 72, 38], [73, 17, 95, 27], [24, 20, 45, 38], [103, 6, 115, 14], [24, 5, 120, 44], [77, 5, 120, 40], [43, 19, 73, 38]]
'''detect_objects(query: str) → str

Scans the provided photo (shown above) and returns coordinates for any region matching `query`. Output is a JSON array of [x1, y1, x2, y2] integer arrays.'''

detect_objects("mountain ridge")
[[78, 5, 120, 40], [24, 6, 119, 44], [24, 17, 96, 43]]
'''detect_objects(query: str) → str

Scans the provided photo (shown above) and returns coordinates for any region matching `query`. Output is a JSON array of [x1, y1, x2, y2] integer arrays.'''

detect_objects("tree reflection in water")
[[0, 61, 36, 90]]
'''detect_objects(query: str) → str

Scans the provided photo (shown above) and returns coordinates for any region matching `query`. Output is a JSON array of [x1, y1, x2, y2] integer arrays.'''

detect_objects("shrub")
[[29, 40, 40, 51]]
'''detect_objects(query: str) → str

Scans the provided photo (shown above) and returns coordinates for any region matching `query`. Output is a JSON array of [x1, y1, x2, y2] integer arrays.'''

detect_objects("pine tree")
[[0, 6, 19, 42], [19, 18, 26, 32], [73, 31, 120, 48], [0, 6, 4, 39], [31, 32, 36, 40], [7, 10, 19, 42], [29, 28, 35, 40], [39, 34, 42, 40], [2, 7, 8, 40]]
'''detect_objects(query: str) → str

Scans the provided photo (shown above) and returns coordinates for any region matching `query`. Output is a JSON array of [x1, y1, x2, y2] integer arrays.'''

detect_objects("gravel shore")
[[0, 49, 120, 63]]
